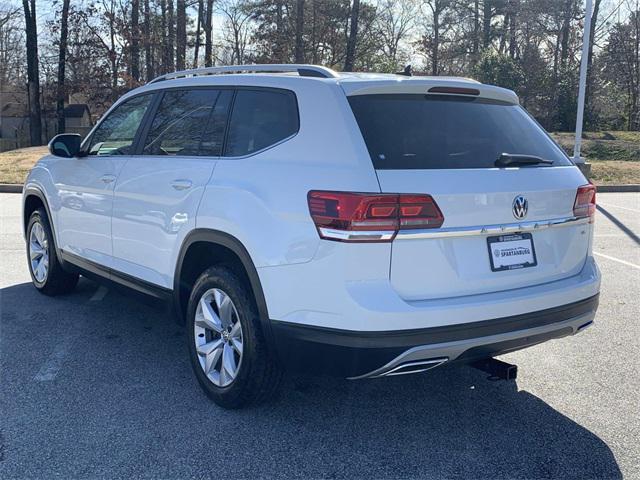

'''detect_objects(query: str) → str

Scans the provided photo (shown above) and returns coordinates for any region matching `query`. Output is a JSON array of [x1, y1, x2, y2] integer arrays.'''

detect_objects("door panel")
[[111, 89, 231, 287], [111, 158, 216, 287], [54, 93, 154, 267], [52, 157, 126, 266]]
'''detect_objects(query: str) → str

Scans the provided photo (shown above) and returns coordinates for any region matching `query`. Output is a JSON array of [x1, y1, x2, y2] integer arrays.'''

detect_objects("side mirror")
[[49, 133, 82, 158]]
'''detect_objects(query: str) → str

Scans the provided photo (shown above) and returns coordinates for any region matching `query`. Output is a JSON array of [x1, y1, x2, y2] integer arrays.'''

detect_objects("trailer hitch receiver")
[[470, 358, 518, 381]]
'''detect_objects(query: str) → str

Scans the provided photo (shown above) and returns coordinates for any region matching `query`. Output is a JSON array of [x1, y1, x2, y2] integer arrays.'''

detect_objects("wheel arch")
[[174, 229, 273, 343], [22, 187, 58, 252]]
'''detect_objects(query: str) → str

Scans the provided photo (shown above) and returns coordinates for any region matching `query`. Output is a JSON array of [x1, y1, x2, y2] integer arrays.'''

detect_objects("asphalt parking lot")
[[1, 191, 638, 479]]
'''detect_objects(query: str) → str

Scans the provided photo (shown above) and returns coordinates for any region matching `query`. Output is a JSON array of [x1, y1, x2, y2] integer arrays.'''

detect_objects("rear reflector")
[[573, 184, 596, 220], [308, 191, 444, 242]]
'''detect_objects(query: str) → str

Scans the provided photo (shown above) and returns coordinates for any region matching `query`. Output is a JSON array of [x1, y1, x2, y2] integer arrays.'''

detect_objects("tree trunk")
[[295, 0, 305, 63], [432, 2, 440, 76], [472, 0, 480, 60], [56, 0, 70, 135], [23, 0, 42, 146], [311, 0, 318, 64], [344, 0, 360, 71], [167, 0, 175, 70], [584, 0, 601, 128], [176, 0, 186, 70], [204, 0, 213, 66], [274, 1, 284, 62], [483, 0, 492, 49], [144, 0, 154, 81], [559, 0, 572, 69], [193, 0, 203, 67], [160, 0, 167, 73], [131, 0, 140, 83], [508, 0, 517, 58], [109, 6, 118, 100]]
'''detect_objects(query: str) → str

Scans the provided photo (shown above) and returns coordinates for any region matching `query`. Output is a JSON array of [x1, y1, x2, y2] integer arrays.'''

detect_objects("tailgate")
[[378, 167, 591, 300], [347, 88, 593, 301]]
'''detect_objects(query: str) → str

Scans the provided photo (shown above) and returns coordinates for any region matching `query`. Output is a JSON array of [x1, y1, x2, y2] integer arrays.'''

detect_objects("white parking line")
[[90, 285, 109, 302], [598, 203, 640, 214], [34, 336, 74, 382], [594, 251, 640, 270]]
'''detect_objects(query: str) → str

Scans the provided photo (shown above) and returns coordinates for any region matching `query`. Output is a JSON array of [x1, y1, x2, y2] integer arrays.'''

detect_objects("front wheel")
[[26, 208, 78, 296], [186, 266, 282, 409]]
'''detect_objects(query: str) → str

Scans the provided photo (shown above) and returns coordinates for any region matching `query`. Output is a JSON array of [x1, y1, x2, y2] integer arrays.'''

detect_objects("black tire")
[[186, 265, 283, 409], [26, 208, 79, 296]]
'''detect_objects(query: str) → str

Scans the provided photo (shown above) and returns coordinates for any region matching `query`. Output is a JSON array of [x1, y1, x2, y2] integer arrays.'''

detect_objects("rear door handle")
[[100, 174, 116, 185], [171, 179, 192, 191]]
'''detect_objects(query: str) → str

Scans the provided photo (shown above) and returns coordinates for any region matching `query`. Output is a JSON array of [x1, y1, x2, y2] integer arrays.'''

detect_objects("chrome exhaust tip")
[[378, 357, 448, 377]]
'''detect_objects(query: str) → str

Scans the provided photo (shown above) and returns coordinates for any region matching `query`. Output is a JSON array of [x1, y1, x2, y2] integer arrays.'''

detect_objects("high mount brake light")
[[307, 191, 444, 242], [573, 184, 597, 221], [427, 86, 480, 96]]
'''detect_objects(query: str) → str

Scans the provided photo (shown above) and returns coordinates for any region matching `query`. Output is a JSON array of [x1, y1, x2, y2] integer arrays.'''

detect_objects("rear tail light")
[[573, 184, 596, 221], [308, 191, 444, 242]]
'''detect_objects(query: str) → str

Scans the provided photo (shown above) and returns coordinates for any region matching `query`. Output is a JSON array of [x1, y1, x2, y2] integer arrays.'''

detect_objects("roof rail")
[[148, 64, 340, 84]]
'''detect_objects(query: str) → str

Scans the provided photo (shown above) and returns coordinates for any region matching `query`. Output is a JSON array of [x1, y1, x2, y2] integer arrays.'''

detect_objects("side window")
[[225, 89, 298, 157], [143, 89, 229, 156], [86, 94, 152, 156]]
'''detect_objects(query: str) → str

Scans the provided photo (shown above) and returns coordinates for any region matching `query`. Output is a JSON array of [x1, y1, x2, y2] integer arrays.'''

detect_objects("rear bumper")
[[271, 294, 599, 378]]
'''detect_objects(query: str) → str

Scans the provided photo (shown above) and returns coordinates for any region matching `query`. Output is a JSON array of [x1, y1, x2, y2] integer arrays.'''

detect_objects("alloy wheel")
[[29, 222, 49, 283], [194, 288, 244, 387]]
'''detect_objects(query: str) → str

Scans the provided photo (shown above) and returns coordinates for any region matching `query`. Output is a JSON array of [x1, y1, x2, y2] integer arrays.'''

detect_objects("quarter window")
[[225, 89, 298, 157], [143, 89, 230, 156], [86, 94, 152, 156]]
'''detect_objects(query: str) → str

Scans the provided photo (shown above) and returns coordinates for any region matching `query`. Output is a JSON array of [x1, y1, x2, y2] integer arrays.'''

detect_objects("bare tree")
[[585, 0, 602, 127], [167, 0, 175, 69], [131, 0, 140, 82], [56, 0, 71, 134], [377, 0, 416, 69], [294, 0, 305, 63], [0, 7, 23, 88], [176, 0, 186, 70], [204, 0, 214, 66], [22, 0, 42, 145], [144, 0, 154, 81], [218, 0, 253, 65], [193, 0, 203, 67], [344, 0, 361, 71], [422, 0, 451, 76]]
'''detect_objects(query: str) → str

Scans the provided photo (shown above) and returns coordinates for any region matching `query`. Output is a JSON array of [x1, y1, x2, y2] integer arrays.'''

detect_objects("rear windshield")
[[348, 94, 572, 169]]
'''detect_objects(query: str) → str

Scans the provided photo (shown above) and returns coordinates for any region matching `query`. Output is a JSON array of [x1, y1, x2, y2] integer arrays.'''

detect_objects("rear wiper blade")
[[495, 153, 554, 167]]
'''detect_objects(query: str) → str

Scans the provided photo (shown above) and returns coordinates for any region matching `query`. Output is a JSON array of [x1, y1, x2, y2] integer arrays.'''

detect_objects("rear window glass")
[[348, 94, 571, 169], [225, 89, 298, 157]]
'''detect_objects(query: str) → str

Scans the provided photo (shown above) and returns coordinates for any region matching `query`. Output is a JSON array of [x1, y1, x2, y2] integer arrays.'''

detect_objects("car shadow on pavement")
[[0, 279, 622, 480], [596, 204, 640, 245]]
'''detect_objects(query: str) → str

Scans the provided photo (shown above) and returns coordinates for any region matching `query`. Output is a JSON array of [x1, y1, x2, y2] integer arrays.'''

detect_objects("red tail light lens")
[[573, 184, 596, 220], [308, 191, 444, 242]]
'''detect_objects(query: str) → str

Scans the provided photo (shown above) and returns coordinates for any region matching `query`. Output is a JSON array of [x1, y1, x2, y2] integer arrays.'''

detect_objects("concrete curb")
[[0, 184, 23, 193], [1, 183, 639, 194], [596, 184, 640, 193]]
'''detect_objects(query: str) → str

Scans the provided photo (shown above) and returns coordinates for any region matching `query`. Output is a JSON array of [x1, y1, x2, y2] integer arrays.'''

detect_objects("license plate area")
[[487, 233, 537, 272]]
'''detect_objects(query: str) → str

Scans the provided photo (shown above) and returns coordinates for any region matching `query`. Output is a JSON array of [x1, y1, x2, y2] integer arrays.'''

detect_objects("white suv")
[[23, 64, 600, 408]]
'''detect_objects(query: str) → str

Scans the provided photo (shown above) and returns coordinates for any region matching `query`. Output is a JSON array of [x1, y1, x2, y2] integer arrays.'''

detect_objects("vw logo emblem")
[[512, 195, 528, 219]]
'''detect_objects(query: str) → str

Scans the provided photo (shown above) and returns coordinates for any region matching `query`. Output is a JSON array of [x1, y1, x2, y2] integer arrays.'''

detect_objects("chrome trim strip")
[[318, 227, 395, 242], [395, 216, 589, 240]]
